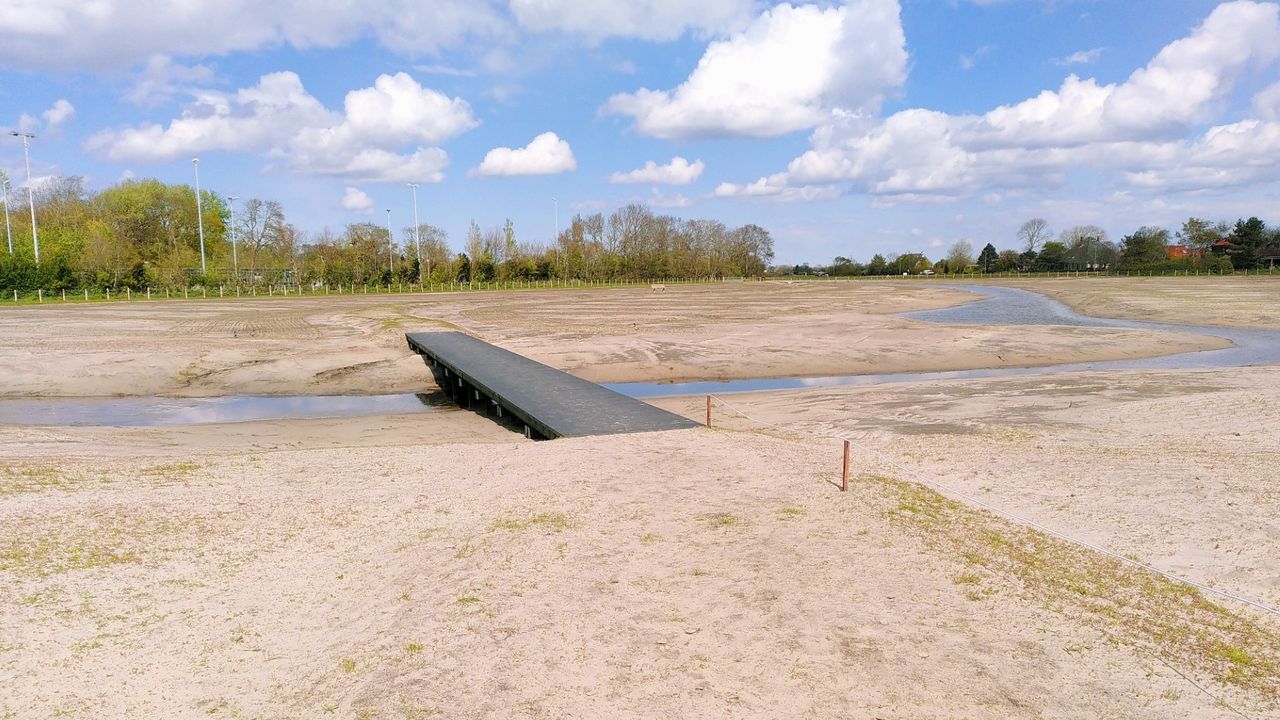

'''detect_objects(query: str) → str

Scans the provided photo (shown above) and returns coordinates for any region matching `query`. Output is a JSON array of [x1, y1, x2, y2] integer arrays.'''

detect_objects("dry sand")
[[2, 278, 1279, 718], [0, 281, 1228, 398]]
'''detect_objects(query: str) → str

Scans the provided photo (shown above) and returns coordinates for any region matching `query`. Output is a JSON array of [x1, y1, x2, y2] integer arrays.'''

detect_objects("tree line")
[[0, 175, 775, 292], [780, 217, 1279, 277]]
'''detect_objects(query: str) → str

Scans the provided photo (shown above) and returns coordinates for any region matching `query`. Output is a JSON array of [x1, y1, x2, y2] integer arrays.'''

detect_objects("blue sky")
[[2, 0, 1278, 263]]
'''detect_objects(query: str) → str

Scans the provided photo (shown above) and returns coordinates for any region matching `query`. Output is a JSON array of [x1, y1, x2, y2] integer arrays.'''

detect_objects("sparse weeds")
[[640, 533, 662, 544], [340, 658, 357, 674], [0, 513, 190, 576], [456, 593, 482, 607], [0, 465, 79, 495], [871, 474, 1280, 699], [490, 512, 571, 533], [779, 507, 806, 519], [706, 512, 745, 529]]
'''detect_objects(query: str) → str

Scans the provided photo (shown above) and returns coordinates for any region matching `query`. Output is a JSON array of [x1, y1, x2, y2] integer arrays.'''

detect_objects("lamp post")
[[553, 196, 561, 278], [227, 195, 239, 279], [192, 158, 206, 275], [10, 132, 39, 265], [408, 183, 422, 282], [385, 208, 394, 277], [1, 172, 12, 256]]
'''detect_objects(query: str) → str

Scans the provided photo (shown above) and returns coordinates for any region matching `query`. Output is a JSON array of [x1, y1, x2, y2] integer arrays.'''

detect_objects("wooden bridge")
[[405, 331, 700, 439]]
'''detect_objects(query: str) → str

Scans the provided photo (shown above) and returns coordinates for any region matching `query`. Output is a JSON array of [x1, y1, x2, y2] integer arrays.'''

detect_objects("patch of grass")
[[490, 512, 571, 533], [405, 642, 424, 655], [401, 706, 442, 719], [0, 465, 80, 495], [0, 514, 188, 576], [706, 512, 745, 529], [870, 474, 1280, 699], [640, 533, 662, 544], [779, 507, 806, 519], [457, 593, 482, 606], [140, 461, 202, 480], [340, 658, 356, 674], [953, 572, 982, 586]]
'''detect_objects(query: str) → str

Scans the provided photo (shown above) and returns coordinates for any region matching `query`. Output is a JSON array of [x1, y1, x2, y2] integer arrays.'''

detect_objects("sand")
[[2, 277, 1278, 718], [0, 281, 1228, 398]]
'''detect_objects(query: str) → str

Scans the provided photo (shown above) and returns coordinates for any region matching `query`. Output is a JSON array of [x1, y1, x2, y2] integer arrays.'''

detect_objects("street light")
[[10, 132, 39, 265], [553, 196, 561, 278], [227, 195, 239, 279], [1, 173, 12, 256], [192, 158, 206, 275], [407, 183, 422, 282], [385, 208, 394, 276]]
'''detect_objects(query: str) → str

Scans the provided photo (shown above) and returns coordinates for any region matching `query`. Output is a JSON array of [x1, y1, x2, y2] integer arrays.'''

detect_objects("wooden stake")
[[706, 395, 712, 428], [841, 440, 850, 492]]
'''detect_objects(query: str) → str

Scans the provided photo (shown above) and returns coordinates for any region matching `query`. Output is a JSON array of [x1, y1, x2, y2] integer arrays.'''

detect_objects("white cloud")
[[1056, 47, 1105, 66], [86, 71, 475, 183], [0, 0, 509, 70], [341, 186, 375, 214], [959, 45, 991, 71], [510, 0, 755, 42], [713, 177, 841, 202], [720, 0, 1280, 202], [603, 0, 907, 139], [41, 99, 75, 127], [647, 188, 693, 208], [609, 156, 704, 184], [1254, 81, 1280, 121], [474, 132, 576, 176], [126, 55, 217, 105]]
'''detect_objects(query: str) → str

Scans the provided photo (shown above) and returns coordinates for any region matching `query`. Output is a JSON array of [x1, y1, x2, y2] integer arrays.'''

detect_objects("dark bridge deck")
[[406, 331, 700, 439]]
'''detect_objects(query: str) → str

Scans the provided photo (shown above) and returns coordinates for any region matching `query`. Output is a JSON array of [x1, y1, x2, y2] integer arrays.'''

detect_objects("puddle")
[[605, 285, 1280, 398], [0, 393, 446, 427]]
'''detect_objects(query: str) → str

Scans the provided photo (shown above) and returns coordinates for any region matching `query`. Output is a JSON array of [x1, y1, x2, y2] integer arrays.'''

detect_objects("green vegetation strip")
[[874, 475, 1280, 699]]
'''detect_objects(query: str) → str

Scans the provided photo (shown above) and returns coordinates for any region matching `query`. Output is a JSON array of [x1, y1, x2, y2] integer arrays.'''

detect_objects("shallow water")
[[604, 285, 1280, 398], [0, 393, 444, 427], [7, 285, 1279, 423]]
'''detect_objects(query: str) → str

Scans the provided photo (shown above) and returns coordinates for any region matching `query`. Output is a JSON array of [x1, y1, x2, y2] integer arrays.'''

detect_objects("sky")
[[1, 0, 1279, 264]]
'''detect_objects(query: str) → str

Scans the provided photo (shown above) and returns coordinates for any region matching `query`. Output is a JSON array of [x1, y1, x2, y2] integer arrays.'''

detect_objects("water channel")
[[2, 285, 1276, 425]]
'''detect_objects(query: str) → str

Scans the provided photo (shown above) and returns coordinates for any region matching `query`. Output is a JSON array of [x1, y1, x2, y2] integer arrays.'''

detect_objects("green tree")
[[1120, 226, 1170, 266], [977, 243, 998, 272]]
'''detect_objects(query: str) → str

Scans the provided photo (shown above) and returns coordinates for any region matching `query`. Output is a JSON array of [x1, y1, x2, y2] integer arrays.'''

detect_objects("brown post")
[[841, 440, 850, 492], [706, 395, 712, 428]]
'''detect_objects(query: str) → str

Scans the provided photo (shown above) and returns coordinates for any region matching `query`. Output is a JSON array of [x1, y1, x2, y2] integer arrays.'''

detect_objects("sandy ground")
[[1, 424, 1269, 719], [3, 278, 1279, 718], [0, 281, 1228, 398]]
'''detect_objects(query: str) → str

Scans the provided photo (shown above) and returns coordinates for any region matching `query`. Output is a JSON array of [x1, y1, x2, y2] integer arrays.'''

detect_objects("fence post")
[[37, 289, 42, 303], [126, 288, 131, 300], [841, 440, 850, 492], [85, 288, 89, 301], [706, 395, 712, 428]]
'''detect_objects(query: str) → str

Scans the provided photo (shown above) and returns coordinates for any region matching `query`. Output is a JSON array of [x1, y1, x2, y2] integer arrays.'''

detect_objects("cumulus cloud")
[[341, 186, 375, 214], [603, 0, 907, 139], [1254, 81, 1280, 121], [609, 156, 704, 184], [474, 132, 576, 176], [647, 188, 693, 208], [1056, 47, 1105, 66], [126, 55, 216, 105], [720, 0, 1280, 202], [0, 0, 509, 70], [41, 99, 75, 127], [86, 71, 475, 183], [713, 177, 841, 202], [510, 0, 755, 42]]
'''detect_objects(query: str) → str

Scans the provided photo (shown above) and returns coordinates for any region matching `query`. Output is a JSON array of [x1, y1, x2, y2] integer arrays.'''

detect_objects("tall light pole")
[[553, 196, 561, 278], [192, 158, 206, 275], [227, 195, 239, 279], [407, 183, 422, 282], [385, 208, 394, 276], [11, 132, 39, 265], [1, 172, 12, 256]]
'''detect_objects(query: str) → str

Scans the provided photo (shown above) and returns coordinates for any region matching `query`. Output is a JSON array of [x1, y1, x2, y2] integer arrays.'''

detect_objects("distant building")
[[1163, 245, 1202, 260]]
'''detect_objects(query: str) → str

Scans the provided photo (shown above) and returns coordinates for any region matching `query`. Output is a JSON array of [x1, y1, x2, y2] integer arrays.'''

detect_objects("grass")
[[456, 594, 482, 606], [779, 507, 807, 519], [640, 532, 663, 544], [0, 513, 190, 576], [490, 512, 571, 533], [706, 512, 745, 528], [340, 658, 357, 674], [0, 465, 81, 495], [871, 474, 1280, 699]]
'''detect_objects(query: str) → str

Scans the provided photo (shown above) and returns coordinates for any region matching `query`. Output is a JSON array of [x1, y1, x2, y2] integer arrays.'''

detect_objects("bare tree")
[[1017, 218, 1051, 253], [945, 240, 974, 272]]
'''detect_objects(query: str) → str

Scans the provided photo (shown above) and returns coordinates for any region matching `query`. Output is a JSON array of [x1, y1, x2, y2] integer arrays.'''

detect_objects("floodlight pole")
[[227, 195, 239, 279], [11, 132, 39, 265], [2, 174, 12, 256], [192, 158, 206, 275], [408, 183, 422, 282]]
